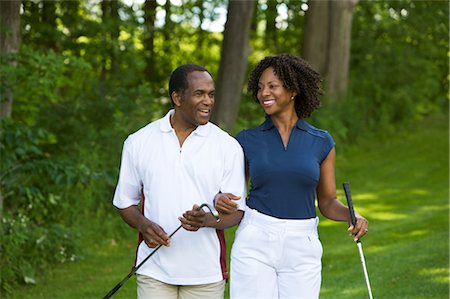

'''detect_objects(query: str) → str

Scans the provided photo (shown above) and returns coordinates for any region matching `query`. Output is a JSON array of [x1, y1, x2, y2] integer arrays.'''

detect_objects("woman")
[[215, 54, 369, 299]]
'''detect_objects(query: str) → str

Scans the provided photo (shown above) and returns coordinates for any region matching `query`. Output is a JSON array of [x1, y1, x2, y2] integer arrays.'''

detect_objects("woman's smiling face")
[[257, 67, 295, 116]]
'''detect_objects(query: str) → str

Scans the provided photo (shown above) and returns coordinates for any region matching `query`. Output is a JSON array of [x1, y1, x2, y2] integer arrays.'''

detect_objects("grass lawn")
[[7, 115, 449, 299]]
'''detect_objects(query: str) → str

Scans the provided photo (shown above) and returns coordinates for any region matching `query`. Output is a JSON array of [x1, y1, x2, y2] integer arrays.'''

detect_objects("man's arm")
[[117, 205, 170, 247]]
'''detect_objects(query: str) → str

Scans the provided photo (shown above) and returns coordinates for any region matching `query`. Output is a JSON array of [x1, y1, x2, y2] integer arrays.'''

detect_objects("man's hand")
[[214, 193, 241, 214], [179, 204, 207, 231], [139, 219, 170, 248]]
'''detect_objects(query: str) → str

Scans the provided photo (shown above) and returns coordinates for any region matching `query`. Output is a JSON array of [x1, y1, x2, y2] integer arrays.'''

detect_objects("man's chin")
[[198, 120, 209, 126], [196, 116, 211, 125]]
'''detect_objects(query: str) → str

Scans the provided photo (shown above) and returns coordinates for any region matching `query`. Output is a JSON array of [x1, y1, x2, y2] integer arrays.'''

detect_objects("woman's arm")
[[317, 148, 369, 240]]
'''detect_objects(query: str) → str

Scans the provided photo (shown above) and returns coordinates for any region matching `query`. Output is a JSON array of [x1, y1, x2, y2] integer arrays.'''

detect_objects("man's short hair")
[[168, 64, 210, 105]]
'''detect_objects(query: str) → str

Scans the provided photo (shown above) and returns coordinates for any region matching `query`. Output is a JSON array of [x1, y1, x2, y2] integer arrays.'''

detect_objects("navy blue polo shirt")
[[235, 117, 335, 219]]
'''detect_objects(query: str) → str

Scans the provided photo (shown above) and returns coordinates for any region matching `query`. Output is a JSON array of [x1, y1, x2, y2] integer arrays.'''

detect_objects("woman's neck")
[[270, 111, 299, 133]]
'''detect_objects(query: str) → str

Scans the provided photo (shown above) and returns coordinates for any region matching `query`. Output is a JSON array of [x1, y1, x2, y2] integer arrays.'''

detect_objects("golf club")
[[103, 203, 220, 299], [343, 182, 374, 299]]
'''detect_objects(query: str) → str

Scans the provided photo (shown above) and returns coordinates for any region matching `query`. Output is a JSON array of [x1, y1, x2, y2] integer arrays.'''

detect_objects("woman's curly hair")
[[248, 54, 323, 118]]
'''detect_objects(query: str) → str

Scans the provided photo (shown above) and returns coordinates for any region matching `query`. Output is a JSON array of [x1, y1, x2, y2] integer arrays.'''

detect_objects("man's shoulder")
[[208, 122, 241, 147], [208, 122, 228, 135], [126, 118, 161, 144]]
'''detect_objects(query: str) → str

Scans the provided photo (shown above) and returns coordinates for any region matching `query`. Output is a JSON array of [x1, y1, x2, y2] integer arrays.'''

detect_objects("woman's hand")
[[348, 214, 369, 241], [214, 193, 241, 214]]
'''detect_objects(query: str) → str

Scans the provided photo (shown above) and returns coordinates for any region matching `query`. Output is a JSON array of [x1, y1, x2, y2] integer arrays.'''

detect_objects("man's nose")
[[203, 94, 214, 105]]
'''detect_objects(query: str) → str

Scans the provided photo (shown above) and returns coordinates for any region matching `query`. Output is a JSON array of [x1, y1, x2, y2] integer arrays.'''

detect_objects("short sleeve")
[[235, 129, 247, 152], [320, 131, 335, 163], [219, 137, 247, 211], [112, 137, 143, 209]]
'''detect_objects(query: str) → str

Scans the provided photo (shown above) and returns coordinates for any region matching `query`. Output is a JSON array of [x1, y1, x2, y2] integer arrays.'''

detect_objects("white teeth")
[[263, 100, 275, 105]]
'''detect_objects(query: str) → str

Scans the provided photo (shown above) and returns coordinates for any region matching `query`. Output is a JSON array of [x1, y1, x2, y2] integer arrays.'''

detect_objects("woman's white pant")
[[230, 207, 322, 299]]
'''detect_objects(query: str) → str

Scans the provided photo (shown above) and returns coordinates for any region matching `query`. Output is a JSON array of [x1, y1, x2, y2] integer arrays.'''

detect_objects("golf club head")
[[199, 203, 220, 222]]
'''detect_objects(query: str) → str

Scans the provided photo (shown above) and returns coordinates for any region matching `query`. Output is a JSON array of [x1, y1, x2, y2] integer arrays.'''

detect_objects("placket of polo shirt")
[[177, 131, 196, 163], [168, 128, 183, 162]]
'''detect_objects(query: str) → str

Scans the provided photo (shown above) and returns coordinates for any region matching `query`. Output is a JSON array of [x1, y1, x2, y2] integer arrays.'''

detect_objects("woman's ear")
[[290, 93, 297, 101]]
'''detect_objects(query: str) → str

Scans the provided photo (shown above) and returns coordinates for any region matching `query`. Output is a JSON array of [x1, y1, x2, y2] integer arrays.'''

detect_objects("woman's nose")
[[261, 86, 270, 96]]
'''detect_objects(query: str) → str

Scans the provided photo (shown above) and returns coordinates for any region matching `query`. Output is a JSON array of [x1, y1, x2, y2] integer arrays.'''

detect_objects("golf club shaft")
[[103, 225, 182, 299], [357, 241, 373, 299], [343, 182, 374, 299], [103, 203, 219, 299]]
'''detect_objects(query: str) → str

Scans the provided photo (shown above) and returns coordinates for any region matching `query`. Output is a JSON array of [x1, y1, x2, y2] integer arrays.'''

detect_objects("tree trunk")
[[302, 0, 357, 100], [197, 0, 205, 50], [109, 0, 120, 75], [265, 0, 277, 48], [42, 0, 57, 50], [0, 0, 21, 222], [302, 0, 330, 77], [100, 0, 120, 83], [250, 0, 258, 35], [0, 0, 21, 119], [212, 0, 254, 132], [163, 0, 173, 42], [59, 1, 80, 50], [326, 0, 358, 99], [100, 0, 110, 84], [144, 0, 157, 81]]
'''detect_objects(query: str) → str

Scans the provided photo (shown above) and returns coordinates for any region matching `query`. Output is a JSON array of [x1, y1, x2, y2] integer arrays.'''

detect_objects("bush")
[[0, 119, 89, 295]]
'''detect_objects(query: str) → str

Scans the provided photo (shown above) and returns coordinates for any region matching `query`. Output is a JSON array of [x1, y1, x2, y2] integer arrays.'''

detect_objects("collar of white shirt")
[[159, 109, 211, 137]]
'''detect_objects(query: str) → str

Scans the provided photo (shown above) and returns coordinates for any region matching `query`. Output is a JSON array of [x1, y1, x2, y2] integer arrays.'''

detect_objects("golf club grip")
[[343, 182, 357, 227]]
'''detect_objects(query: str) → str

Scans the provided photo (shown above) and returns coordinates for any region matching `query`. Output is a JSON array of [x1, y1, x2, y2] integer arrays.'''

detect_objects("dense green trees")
[[0, 0, 447, 295]]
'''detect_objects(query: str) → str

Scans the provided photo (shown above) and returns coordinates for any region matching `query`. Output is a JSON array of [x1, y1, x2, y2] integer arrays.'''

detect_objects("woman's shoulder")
[[234, 125, 263, 147], [235, 124, 263, 139], [299, 119, 333, 140]]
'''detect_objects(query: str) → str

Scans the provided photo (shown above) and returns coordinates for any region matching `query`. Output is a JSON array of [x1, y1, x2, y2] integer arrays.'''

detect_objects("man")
[[112, 64, 246, 299]]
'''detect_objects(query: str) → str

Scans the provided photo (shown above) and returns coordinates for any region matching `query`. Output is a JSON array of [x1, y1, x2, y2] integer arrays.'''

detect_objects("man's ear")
[[172, 91, 182, 107]]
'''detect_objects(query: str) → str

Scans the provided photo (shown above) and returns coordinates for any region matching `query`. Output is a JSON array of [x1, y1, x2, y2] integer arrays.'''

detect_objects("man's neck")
[[170, 112, 198, 147]]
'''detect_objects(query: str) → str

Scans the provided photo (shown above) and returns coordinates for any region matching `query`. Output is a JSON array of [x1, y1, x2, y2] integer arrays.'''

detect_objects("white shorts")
[[230, 207, 322, 299]]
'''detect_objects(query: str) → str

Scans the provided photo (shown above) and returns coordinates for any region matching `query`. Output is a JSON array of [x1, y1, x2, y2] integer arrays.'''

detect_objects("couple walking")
[[112, 54, 369, 299]]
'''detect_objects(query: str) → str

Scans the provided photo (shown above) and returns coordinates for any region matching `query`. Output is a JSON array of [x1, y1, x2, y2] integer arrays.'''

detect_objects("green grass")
[[7, 115, 449, 299]]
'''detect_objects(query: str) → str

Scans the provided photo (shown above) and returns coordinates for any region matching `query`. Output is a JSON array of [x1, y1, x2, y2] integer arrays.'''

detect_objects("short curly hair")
[[248, 54, 323, 118]]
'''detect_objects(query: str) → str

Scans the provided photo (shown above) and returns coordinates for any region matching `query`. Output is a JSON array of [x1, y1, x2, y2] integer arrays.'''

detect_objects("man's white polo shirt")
[[113, 110, 246, 285]]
